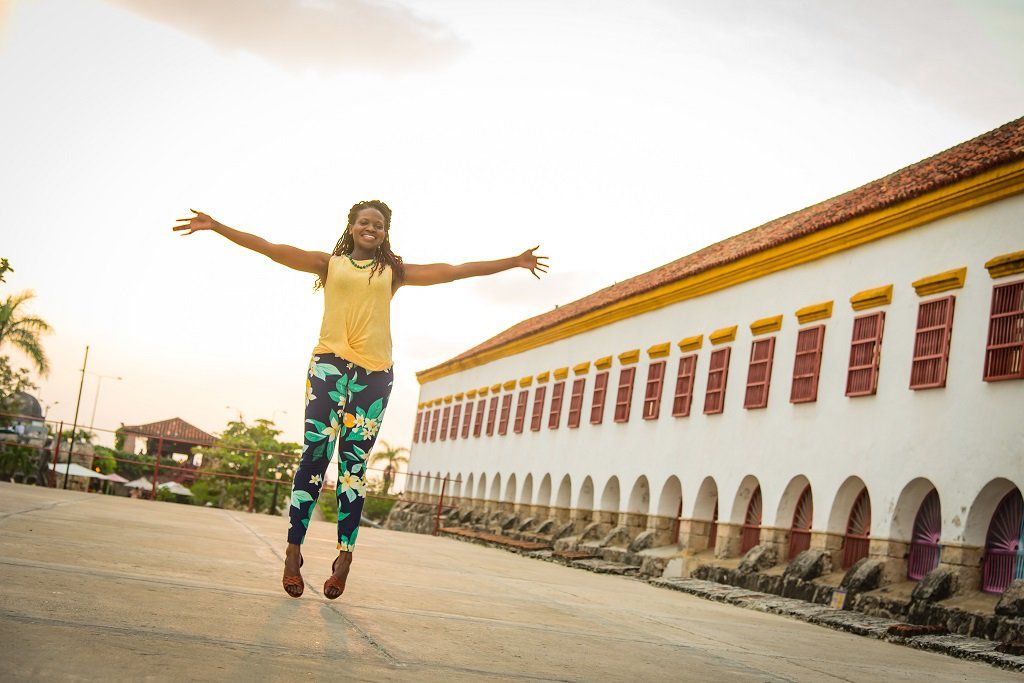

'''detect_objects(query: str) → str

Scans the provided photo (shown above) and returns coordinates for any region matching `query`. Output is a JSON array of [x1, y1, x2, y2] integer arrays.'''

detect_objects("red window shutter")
[[672, 355, 697, 417], [513, 390, 529, 433], [613, 367, 636, 422], [846, 311, 885, 397], [498, 394, 513, 435], [590, 371, 609, 424], [439, 406, 450, 441], [743, 337, 776, 409], [530, 386, 546, 431], [703, 347, 731, 414], [642, 361, 666, 420], [461, 400, 473, 438], [567, 378, 585, 428], [413, 410, 422, 443], [910, 296, 956, 389], [421, 409, 431, 442], [473, 399, 485, 437], [449, 404, 462, 440], [548, 381, 565, 429], [790, 325, 825, 403], [984, 281, 1024, 381], [429, 408, 440, 441], [486, 396, 499, 436]]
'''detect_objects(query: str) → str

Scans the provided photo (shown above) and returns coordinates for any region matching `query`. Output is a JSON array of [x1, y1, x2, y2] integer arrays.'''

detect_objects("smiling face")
[[348, 207, 387, 252]]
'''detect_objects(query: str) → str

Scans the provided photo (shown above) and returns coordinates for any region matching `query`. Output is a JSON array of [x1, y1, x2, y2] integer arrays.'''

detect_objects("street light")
[[88, 373, 123, 433]]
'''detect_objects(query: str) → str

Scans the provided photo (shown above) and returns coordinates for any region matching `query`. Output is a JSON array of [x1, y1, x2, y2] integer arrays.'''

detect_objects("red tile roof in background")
[[421, 117, 1024, 376], [122, 417, 216, 445]]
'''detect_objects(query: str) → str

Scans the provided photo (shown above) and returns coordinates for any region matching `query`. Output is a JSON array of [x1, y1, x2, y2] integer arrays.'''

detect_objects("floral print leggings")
[[287, 352, 393, 551]]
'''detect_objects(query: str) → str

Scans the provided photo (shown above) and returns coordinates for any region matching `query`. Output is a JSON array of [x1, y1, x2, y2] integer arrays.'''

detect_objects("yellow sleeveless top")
[[311, 255, 393, 371]]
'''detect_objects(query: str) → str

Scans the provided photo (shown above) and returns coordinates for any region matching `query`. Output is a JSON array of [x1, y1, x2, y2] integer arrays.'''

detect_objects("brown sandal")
[[323, 555, 347, 600], [282, 553, 304, 598]]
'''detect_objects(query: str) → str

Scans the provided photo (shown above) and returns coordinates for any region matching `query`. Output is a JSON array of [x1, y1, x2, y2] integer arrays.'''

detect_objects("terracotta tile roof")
[[422, 117, 1024, 376], [122, 417, 216, 446]]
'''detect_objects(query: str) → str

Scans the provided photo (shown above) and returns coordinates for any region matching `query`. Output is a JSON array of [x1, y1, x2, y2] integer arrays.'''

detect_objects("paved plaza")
[[0, 483, 1016, 681]]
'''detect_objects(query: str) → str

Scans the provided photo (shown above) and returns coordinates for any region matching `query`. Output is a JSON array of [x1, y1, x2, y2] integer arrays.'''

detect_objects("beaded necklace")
[[347, 254, 374, 270]]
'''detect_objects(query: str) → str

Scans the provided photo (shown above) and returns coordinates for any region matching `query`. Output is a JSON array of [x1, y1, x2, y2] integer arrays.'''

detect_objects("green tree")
[[367, 440, 408, 495], [0, 355, 36, 429], [192, 418, 301, 513], [0, 258, 11, 283], [0, 289, 53, 376], [91, 446, 119, 475]]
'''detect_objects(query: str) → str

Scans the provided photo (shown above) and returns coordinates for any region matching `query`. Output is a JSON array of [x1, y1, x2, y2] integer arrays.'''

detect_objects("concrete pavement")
[[0, 482, 1016, 681]]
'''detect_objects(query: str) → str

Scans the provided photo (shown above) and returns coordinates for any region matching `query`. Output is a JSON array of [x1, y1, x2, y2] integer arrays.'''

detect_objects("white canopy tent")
[[48, 462, 109, 480]]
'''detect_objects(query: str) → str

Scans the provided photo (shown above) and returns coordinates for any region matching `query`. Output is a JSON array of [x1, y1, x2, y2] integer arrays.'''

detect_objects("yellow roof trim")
[[535, 371, 550, 383], [573, 361, 591, 375], [490, 383, 502, 393], [677, 334, 703, 352], [795, 301, 834, 324], [519, 375, 533, 387], [647, 342, 671, 358], [453, 392, 464, 401], [443, 395, 453, 404], [478, 386, 489, 396], [553, 367, 569, 380], [466, 389, 477, 399], [912, 267, 967, 296], [594, 355, 613, 370], [851, 284, 894, 311], [750, 315, 783, 336], [709, 325, 738, 345], [503, 379, 517, 390], [415, 159, 1024, 384], [985, 250, 1024, 279]]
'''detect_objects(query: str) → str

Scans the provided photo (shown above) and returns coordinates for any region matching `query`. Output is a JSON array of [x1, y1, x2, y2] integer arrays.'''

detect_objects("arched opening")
[[537, 474, 552, 509], [503, 473, 517, 505], [599, 476, 621, 524], [489, 473, 501, 502], [908, 489, 941, 580], [982, 488, 1024, 594], [789, 485, 813, 560], [519, 473, 534, 506], [576, 476, 594, 511], [452, 473, 462, 500], [741, 486, 763, 553], [555, 474, 572, 508], [625, 476, 650, 531], [465, 473, 475, 501], [476, 473, 487, 500], [843, 488, 871, 569], [693, 476, 719, 551], [432, 472, 441, 497], [657, 476, 683, 544]]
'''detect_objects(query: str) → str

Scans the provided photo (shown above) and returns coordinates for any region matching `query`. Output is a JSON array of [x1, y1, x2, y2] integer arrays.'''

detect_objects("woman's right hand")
[[172, 209, 219, 235]]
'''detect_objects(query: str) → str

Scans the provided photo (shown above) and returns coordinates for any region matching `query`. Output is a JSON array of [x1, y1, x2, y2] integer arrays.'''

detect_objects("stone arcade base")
[[385, 502, 1024, 651]]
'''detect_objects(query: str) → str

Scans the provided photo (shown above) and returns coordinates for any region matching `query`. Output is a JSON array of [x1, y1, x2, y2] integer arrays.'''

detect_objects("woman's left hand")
[[516, 246, 549, 279]]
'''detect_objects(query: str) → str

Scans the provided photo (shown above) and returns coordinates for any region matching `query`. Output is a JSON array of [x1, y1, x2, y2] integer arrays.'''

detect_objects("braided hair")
[[314, 199, 405, 290]]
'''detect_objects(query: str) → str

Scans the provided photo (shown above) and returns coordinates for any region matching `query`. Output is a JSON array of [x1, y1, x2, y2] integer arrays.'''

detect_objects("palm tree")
[[0, 290, 52, 376], [368, 440, 409, 495]]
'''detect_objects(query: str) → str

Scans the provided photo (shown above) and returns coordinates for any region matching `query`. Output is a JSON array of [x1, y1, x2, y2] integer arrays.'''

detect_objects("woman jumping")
[[172, 200, 548, 599]]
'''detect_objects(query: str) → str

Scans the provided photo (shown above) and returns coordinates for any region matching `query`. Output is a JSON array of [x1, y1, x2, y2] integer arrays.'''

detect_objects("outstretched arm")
[[172, 209, 330, 277], [399, 246, 549, 288]]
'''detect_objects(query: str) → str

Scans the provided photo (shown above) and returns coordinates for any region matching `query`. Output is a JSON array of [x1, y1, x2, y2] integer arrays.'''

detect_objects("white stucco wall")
[[410, 193, 1024, 546]]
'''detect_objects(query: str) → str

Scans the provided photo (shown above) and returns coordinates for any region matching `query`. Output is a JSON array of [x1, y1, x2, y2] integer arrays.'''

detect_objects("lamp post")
[[63, 345, 89, 489], [88, 373, 123, 433]]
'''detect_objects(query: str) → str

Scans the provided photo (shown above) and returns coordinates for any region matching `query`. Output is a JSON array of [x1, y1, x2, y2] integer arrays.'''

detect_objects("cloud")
[[103, 0, 464, 73]]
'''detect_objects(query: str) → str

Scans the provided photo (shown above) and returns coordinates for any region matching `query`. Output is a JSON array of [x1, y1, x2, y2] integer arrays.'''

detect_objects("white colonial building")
[[405, 118, 1024, 595]]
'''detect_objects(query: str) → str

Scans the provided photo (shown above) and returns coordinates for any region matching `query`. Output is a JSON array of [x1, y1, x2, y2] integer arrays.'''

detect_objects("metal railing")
[[982, 550, 1024, 594], [0, 411, 441, 516], [907, 541, 940, 581]]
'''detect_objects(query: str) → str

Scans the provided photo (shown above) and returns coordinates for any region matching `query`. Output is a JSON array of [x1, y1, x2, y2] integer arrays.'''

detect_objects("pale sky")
[[1, 0, 1022, 475]]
